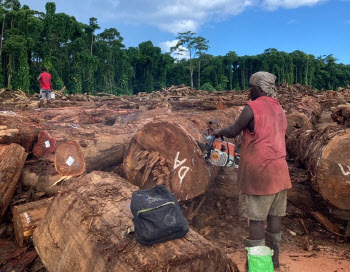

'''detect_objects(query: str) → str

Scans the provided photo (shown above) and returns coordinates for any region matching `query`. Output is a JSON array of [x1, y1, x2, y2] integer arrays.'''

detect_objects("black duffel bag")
[[131, 185, 189, 246]]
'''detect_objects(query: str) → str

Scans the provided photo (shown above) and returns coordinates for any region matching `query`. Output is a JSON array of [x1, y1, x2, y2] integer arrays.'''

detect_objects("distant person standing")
[[37, 67, 52, 108]]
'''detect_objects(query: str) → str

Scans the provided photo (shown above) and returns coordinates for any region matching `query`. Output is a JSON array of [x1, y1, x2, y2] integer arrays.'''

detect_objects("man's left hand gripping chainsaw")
[[203, 135, 240, 168]]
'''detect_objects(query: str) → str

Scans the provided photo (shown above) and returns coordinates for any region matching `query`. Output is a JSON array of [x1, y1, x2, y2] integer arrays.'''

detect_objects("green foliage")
[[201, 82, 215, 92], [0, 1, 349, 95]]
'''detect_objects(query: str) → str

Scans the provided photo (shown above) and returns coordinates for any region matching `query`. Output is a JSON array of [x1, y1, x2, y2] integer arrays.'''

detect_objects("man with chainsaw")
[[37, 66, 52, 108], [214, 71, 292, 270]]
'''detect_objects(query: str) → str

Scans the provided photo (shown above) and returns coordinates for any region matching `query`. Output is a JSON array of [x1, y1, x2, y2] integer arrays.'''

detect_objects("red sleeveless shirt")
[[40, 72, 51, 90], [238, 96, 292, 195]]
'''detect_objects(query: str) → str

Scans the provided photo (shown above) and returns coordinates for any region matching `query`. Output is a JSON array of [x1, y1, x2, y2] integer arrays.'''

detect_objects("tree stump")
[[13, 197, 54, 247], [33, 171, 238, 272], [0, 143, 28, 220], [124, 107, 243, 201]]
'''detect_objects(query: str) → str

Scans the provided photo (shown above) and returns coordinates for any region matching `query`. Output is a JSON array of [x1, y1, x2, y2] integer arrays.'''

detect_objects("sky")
[[20, 0, 350, 64]]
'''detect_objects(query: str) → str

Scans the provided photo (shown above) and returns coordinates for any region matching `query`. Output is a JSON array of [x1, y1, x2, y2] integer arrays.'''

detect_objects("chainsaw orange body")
[[205, 136, 239, 168]]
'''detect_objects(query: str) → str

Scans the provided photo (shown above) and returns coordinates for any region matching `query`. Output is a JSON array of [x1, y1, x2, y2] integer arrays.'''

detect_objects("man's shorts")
[[240, 190, 288, 221], [40, 89, 51, 100]]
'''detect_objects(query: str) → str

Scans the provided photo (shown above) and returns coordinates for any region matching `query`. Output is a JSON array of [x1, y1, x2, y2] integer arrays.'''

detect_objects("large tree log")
[[124, 107, 243, 201], [13, 197, 54, 247], [0, 143, 27, 220], [33, 171, 237, 272], [45, 108, 172, 172], [287, 126, 350, 211]]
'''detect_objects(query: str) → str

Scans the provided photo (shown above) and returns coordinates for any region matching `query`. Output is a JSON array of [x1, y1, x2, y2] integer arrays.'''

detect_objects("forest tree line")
[[1, 1, 350, 95]]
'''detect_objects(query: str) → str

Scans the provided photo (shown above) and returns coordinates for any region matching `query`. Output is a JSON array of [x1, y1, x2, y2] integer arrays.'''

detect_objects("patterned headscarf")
[[249, 72, 277, 98]]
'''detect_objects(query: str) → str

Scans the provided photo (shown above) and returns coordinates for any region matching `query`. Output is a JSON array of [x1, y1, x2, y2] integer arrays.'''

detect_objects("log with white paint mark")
[[287, 126, 350, 211], [13, 197, 54, 247]]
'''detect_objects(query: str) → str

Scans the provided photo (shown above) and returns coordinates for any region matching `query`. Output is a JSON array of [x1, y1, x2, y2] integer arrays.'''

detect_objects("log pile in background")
[[33, 171, 238, 272]]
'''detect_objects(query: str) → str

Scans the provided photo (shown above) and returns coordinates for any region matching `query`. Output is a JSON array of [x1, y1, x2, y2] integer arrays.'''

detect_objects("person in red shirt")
[[214, 71, 292, 270], [37, 67, 52, 108]]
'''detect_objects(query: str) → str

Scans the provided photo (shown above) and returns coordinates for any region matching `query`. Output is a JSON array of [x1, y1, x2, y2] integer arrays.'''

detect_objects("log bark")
[[124, 107, 243, 201], [0, 113, 39, 151], [0, 143, 27, 220], [331, 104, 350, 126], [33, 171, 237, 272], [13, 197, 54, 247], [286, 126, 350, 211]]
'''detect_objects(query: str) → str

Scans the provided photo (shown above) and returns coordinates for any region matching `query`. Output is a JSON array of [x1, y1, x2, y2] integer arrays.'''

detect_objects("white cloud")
[[21, 0, 330, 34], [159, 40, 189, 59], [262, 0, 329, 10], [345, 20, 350, 24]]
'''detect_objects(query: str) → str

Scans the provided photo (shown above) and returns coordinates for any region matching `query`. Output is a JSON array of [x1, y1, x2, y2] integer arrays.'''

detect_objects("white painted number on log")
[[45, 140, 50, 148], [174, 152, 190, 185], [66, 156, 75, 167], [338, 164, 350, 181], [24, 212, 31, 224]]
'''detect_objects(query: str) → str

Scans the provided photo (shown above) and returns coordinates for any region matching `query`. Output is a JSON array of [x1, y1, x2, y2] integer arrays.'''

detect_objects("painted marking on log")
[[45, 140, 50, 148], [338, 163, 350, 181], [66, 156, 75, 166], [24, 212, 31, 224], [174, 152, 191, 186]]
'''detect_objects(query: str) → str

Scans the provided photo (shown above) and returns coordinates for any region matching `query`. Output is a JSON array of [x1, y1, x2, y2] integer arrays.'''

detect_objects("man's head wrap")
[[249, 72, 277, 97]]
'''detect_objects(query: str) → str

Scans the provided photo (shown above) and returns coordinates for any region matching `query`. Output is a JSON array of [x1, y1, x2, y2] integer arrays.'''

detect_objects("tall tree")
[[171, 31, 196, 88]]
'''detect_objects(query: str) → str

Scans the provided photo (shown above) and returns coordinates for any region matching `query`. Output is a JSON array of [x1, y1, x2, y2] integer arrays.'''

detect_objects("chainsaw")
[[203, 135, 240, 168]]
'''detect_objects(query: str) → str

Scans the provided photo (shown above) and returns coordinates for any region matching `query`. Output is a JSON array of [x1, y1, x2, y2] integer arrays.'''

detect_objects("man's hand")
[[213, 129, 222, 137]]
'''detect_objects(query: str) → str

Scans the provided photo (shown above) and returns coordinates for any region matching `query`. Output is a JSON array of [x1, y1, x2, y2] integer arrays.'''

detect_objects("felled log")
[[0, 143, 27, 220], [124, 107, 243, 201], [13, 197, 54, 247], [287, 125, 350, 211], [47, 108, 172, 172], [331, 104, 350, 126], [33, 171, 237, 272]]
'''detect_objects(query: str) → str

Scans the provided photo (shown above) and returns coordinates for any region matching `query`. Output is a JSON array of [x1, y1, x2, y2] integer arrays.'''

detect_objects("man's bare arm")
[[214, 105, 254, 138]]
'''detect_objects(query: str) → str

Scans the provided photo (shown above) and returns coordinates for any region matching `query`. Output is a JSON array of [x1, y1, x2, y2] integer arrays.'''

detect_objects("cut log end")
[[316, 132, 350, 210], [286, 112, 312, 138], [33, 131, 56, 158], [124, 121, 214, 201], [55, 140, 86, 176]]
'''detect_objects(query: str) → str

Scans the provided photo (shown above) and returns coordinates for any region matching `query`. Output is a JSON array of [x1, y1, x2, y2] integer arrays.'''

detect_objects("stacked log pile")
[[2, 83, 350, 271]]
